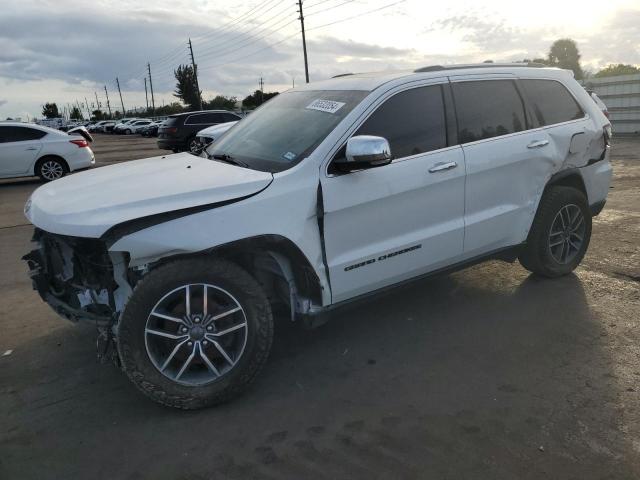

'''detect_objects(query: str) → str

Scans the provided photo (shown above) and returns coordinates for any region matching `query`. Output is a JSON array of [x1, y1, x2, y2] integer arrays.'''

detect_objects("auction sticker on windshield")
[[306, 99, 346, 114]]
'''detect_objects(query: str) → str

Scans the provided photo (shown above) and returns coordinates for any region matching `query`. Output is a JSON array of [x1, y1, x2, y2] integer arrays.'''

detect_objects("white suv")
[[23, 64, 612, 408]]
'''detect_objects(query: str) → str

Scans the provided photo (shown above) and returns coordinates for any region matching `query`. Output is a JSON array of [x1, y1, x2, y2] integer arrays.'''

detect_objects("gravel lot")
[[0, 134, 638, 479]]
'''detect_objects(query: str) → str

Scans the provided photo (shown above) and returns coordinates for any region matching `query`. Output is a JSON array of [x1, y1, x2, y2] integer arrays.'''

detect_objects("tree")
[[69, 106, 83, 120], [91, 109, 107, 121], [242, 90, 279, 110], [204, 95, 238, 110], [42, 102, 59, 118], [595, 64, 640, 78], [547, 39, 583, 79], [174, 64, 201, 110], [154, 102, 187, 116]]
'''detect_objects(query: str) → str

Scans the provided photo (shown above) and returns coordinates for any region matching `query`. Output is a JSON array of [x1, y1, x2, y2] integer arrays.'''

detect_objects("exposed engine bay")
[[23, 229, 134, 360]]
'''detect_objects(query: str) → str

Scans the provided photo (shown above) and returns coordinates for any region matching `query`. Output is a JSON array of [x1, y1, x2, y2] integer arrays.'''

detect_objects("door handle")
[[25, 147, 38, 151], [428, 161, 457, 173], [527, 139, 549, 149]]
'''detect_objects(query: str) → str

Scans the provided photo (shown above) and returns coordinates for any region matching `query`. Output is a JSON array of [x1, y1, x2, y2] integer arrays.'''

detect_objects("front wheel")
[[118, 257, 274, 409], [519, 186, 592, 277]]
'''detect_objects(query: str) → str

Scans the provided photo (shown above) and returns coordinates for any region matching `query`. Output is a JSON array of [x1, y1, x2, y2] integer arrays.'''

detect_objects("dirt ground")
[[0, 134, 639, 479]]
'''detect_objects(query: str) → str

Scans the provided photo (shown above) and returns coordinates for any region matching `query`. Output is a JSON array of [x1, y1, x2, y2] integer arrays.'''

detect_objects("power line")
[[191, 0, 282, 46], [305, 0, 356, 17], [198, 17, 298, 62], [306, 0, 406, 31], [197, 30, 301, 72], [304, 0, 340, 9], [197, 2, 295, 59]]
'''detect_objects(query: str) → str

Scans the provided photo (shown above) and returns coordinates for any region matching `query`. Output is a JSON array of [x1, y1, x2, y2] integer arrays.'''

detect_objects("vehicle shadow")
[[0, 177, 41, 187], [1, 263, 637, 479]]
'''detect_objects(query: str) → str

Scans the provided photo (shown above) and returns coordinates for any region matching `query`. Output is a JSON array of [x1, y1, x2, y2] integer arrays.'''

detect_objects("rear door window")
[[452, 80, 527, 143], [520, 79, 585, 126], [186, 113, 221, 124], [355, 84, 447, 159], [222, 113, 240, 122], [0, 126, 47, 142]]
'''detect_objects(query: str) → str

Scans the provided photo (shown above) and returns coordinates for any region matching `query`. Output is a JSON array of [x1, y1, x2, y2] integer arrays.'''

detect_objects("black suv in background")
[[157, 110, 242, 152]]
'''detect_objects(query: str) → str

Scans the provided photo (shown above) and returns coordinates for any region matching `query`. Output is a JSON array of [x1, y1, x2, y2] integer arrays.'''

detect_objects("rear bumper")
[[67, 147, 95, 172], [581, 149, 612, 209], [590, 199, 606, 217]]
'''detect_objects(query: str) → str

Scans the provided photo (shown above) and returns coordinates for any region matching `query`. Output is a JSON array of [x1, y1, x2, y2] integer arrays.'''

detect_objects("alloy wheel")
[[548, 204, 585, 264], [144, 284, 248, 386], [41, 160, 64, 180]]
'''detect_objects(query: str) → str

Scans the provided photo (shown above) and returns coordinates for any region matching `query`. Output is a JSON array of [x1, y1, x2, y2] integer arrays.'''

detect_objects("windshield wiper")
[[210, 153, 248, 168]]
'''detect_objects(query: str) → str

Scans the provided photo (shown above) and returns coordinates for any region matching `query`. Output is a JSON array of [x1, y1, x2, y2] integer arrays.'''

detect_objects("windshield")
[[206, 89, 368, 172]]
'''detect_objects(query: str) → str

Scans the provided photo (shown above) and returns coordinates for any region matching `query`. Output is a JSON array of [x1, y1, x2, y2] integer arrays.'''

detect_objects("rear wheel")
[[36, 157, 67, 181], [519, 186, 592, 277], [125, 129, 132, 135], [118, 257, 274, 409]]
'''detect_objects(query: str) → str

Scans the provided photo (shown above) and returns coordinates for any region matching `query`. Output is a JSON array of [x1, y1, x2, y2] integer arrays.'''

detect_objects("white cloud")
[[0, 0, 638, 118]]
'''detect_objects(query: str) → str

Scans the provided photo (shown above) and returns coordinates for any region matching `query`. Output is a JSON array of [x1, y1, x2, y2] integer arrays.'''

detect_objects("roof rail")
[[414, 62, 547, 73], [331, 73, 355, 78]]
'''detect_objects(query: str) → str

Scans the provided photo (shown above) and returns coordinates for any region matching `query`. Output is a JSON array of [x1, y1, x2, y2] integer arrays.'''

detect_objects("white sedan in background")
[[123, 120, 154, 135], [193, 121, 238, 154], [0, 123, 94, 181]]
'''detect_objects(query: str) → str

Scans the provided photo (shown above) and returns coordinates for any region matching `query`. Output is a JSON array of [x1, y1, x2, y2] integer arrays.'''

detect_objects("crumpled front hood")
[[26, 153, 273, 238]]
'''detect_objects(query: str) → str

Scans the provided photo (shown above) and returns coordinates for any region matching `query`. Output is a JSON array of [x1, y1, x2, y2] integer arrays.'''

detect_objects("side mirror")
[[334, 135, 392, 171]]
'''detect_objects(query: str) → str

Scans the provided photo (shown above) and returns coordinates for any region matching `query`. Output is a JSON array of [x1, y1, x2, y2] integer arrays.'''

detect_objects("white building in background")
[[583, 73, 640, 135]]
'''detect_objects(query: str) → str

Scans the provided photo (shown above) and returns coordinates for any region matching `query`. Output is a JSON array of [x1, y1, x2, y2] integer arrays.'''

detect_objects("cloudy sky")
[[1, 0, 638, 119]]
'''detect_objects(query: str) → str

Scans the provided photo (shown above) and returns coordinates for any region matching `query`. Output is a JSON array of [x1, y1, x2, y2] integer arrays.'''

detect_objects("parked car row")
[[158, 110, 242, 153]]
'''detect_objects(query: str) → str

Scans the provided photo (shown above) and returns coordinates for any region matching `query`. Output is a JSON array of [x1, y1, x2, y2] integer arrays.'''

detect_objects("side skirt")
[[301, 244, 524, 327]]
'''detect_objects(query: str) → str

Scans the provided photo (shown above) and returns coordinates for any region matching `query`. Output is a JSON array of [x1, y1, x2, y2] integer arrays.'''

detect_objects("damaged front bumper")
[[23, 228, 132, 327]]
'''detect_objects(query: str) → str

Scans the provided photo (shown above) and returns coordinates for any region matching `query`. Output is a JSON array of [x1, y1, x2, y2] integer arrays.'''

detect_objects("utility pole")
[[76, 100, 84, 120], [115, 77, 125, 118], [147, 63, 156, 116], [259, 77, 264, 104], [297, 0, 310, 83], [188, 38, 203, 111], [104, 85, 112, 118], [144, 77, 149, 111], [84, 97, 91, 118], [94, 91, 101, 110]]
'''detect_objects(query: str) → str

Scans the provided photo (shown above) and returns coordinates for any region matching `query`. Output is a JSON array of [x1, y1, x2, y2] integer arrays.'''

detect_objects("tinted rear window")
[[520, 79, 584, 126], [355, 85, 447, 158], [222, 113, 240, 122], [452, 80, 526, 143], [163, 117, 180, 127], [0, 126, 47, 143]]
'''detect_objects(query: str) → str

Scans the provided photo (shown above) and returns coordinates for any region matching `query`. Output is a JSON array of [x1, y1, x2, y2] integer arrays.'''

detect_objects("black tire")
[[36, 156, 67, 182], [118, 257, 274, 409], [125, 129, 132, 135], [519, 186, 592, 277]]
